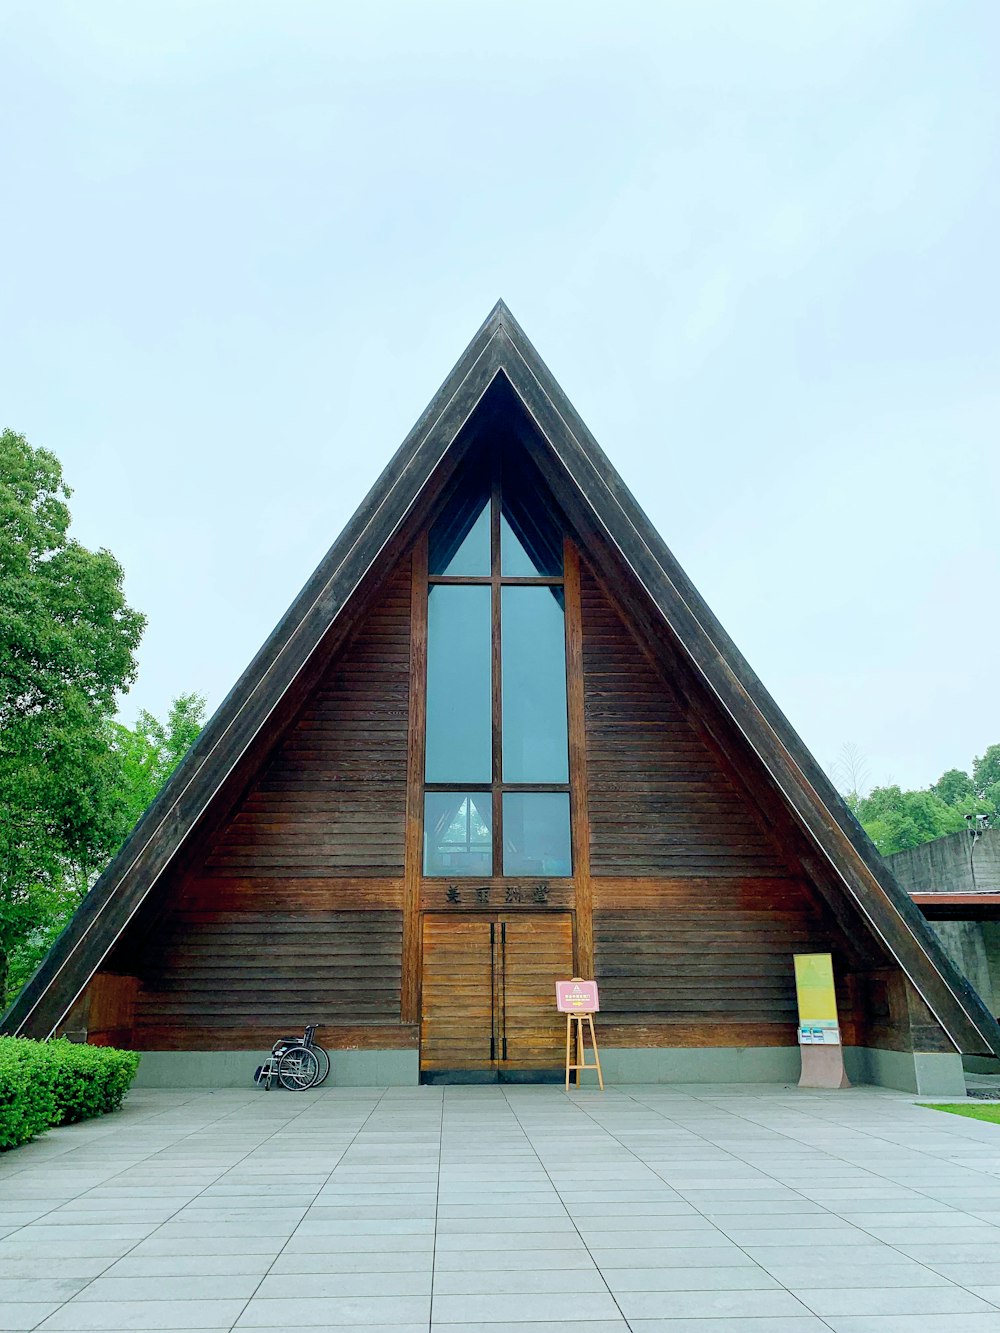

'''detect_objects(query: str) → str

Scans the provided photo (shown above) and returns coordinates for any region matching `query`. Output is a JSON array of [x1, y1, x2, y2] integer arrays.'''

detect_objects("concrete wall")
[[888, 829, 1000, 895], [983, 923, 1000, 1009], [925, 919, 996, 1012]]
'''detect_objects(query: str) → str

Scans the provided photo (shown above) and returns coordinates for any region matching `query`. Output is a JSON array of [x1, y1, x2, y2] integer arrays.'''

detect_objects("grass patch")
[[922, 1103, 1000, 1123]]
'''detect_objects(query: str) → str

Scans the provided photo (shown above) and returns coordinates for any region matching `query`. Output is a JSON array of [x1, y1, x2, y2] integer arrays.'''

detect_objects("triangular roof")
[[6, 301, 999, 1057]]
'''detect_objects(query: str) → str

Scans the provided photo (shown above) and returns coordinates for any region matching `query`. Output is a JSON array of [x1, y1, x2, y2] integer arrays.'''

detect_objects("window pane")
[[424, 791, 493, 876], [503, 792, 571, 876], [500, 511, 563, 577], [500, 452, 563, 575], [428, 476, 491, 576], [501, 586, 568, 783], [425, 586, 492, 782]]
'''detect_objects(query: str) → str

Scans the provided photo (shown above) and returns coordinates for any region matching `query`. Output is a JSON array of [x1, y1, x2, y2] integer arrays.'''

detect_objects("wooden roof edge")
[[1, 302, 510, 1038]]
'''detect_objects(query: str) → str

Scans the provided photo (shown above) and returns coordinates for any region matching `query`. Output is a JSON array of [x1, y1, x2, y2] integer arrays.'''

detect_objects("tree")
[[831, 742, 871, 802], [974, 746, 1000, 819], [0, 429, 145, 1003], [834, 738, 1000, 857], [3, 694, 207, 1005], [854, 784, 968, 856], [932, 768, 975, 807], [108, 693, 207, 835]]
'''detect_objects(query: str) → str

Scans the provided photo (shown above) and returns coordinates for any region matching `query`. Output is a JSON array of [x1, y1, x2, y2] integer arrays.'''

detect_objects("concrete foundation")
[[133, 1049, 419, 1088], [133, 1045, 966, 1094], [842, 1047, 967, 1095], [600, 1046, 965, 1095], [598, 1046, 801, 1085]]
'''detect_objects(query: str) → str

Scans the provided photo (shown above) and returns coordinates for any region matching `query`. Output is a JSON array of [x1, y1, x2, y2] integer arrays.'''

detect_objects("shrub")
[[0, 1039, 56, 1151], [0, 1037, 139, 1151]]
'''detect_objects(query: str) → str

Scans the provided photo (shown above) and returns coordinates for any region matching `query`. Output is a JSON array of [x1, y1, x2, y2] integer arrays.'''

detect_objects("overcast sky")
[[2, 1, 998, 794]]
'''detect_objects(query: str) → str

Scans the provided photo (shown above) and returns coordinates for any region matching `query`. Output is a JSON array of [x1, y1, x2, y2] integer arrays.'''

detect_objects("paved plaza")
[[6, 1084, 1000, 1331]]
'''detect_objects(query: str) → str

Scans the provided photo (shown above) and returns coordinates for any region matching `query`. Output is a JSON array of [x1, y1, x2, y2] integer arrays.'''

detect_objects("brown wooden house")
[[4, 303, 998, 1094]]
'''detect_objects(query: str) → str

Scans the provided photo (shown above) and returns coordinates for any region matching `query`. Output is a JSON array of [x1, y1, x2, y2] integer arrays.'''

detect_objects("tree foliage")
[[851, 785, 970, 856], [0, 429, 145, 1004], [0, 428, 208, 1009], [107, 693, 207, 835], [932, 768, 975, 807], [973, 745, 1000, 816], [3, 694, 207, 1006], [841, 744, 999, 857]]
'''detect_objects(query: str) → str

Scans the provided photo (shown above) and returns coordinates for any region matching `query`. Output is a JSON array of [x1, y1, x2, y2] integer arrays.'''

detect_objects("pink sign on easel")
[[556, 979, 599, 1013]]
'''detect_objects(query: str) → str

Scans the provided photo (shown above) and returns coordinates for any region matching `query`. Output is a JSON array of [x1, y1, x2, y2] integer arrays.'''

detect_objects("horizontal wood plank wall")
[[593, 878, 857, 1046], [581, 567, 789, 878], [132, 910, 403, 1049], [203, 565, 411, 878], [582, 568, 859, 1046], [129, 563, 413, 1051]]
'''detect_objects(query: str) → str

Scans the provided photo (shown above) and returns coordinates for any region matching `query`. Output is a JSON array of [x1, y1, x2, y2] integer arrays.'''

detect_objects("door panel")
[[421, 916, 496, 1072], [501, 915, 574, 1071], [420, 913, 574, 1079]]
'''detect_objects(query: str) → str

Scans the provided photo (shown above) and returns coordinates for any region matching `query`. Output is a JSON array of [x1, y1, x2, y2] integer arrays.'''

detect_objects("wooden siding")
[[131, 909, 402, 1046], [86, 973, 139, 1048], [204, 564, 411, 878], [593, 877, 858, 1043], [581, 567, 790, 878], [582, 571, 861, 1045], [88, 532, 926, 1059], [125, 565, 413, 1049]]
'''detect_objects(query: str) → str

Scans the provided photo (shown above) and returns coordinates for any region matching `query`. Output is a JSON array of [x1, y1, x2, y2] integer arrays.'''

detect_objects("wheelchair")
[[254, 1024, 331, 1090]]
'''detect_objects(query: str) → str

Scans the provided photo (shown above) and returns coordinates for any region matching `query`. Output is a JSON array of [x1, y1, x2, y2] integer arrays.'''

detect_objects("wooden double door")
[[421, 913, 573, 1081]]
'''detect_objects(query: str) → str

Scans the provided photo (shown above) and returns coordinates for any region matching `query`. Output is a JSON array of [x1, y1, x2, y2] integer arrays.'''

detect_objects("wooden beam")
[[564, 540, 593, 979], [401, 541, 428, 1024]]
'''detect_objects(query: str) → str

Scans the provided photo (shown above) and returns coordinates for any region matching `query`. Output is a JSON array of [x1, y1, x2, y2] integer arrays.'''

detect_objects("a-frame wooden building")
[[5, 303, 998, 1093]]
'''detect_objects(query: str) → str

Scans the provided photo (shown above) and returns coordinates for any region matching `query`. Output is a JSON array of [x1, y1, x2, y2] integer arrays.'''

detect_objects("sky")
[[2, 1, 998, 794]]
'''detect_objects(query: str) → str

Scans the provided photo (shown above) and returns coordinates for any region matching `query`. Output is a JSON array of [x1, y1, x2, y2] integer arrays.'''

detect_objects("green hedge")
[[0, 1037, 140, 1152]]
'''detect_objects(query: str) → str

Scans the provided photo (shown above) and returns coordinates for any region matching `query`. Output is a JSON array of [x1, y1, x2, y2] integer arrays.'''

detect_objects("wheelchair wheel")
[[277, 1045, 320, 1091], [312, 1044, 331, 1087]]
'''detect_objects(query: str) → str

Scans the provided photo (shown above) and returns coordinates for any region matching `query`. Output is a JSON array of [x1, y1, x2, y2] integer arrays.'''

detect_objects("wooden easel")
[[565, 1011, 603, 1090]]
